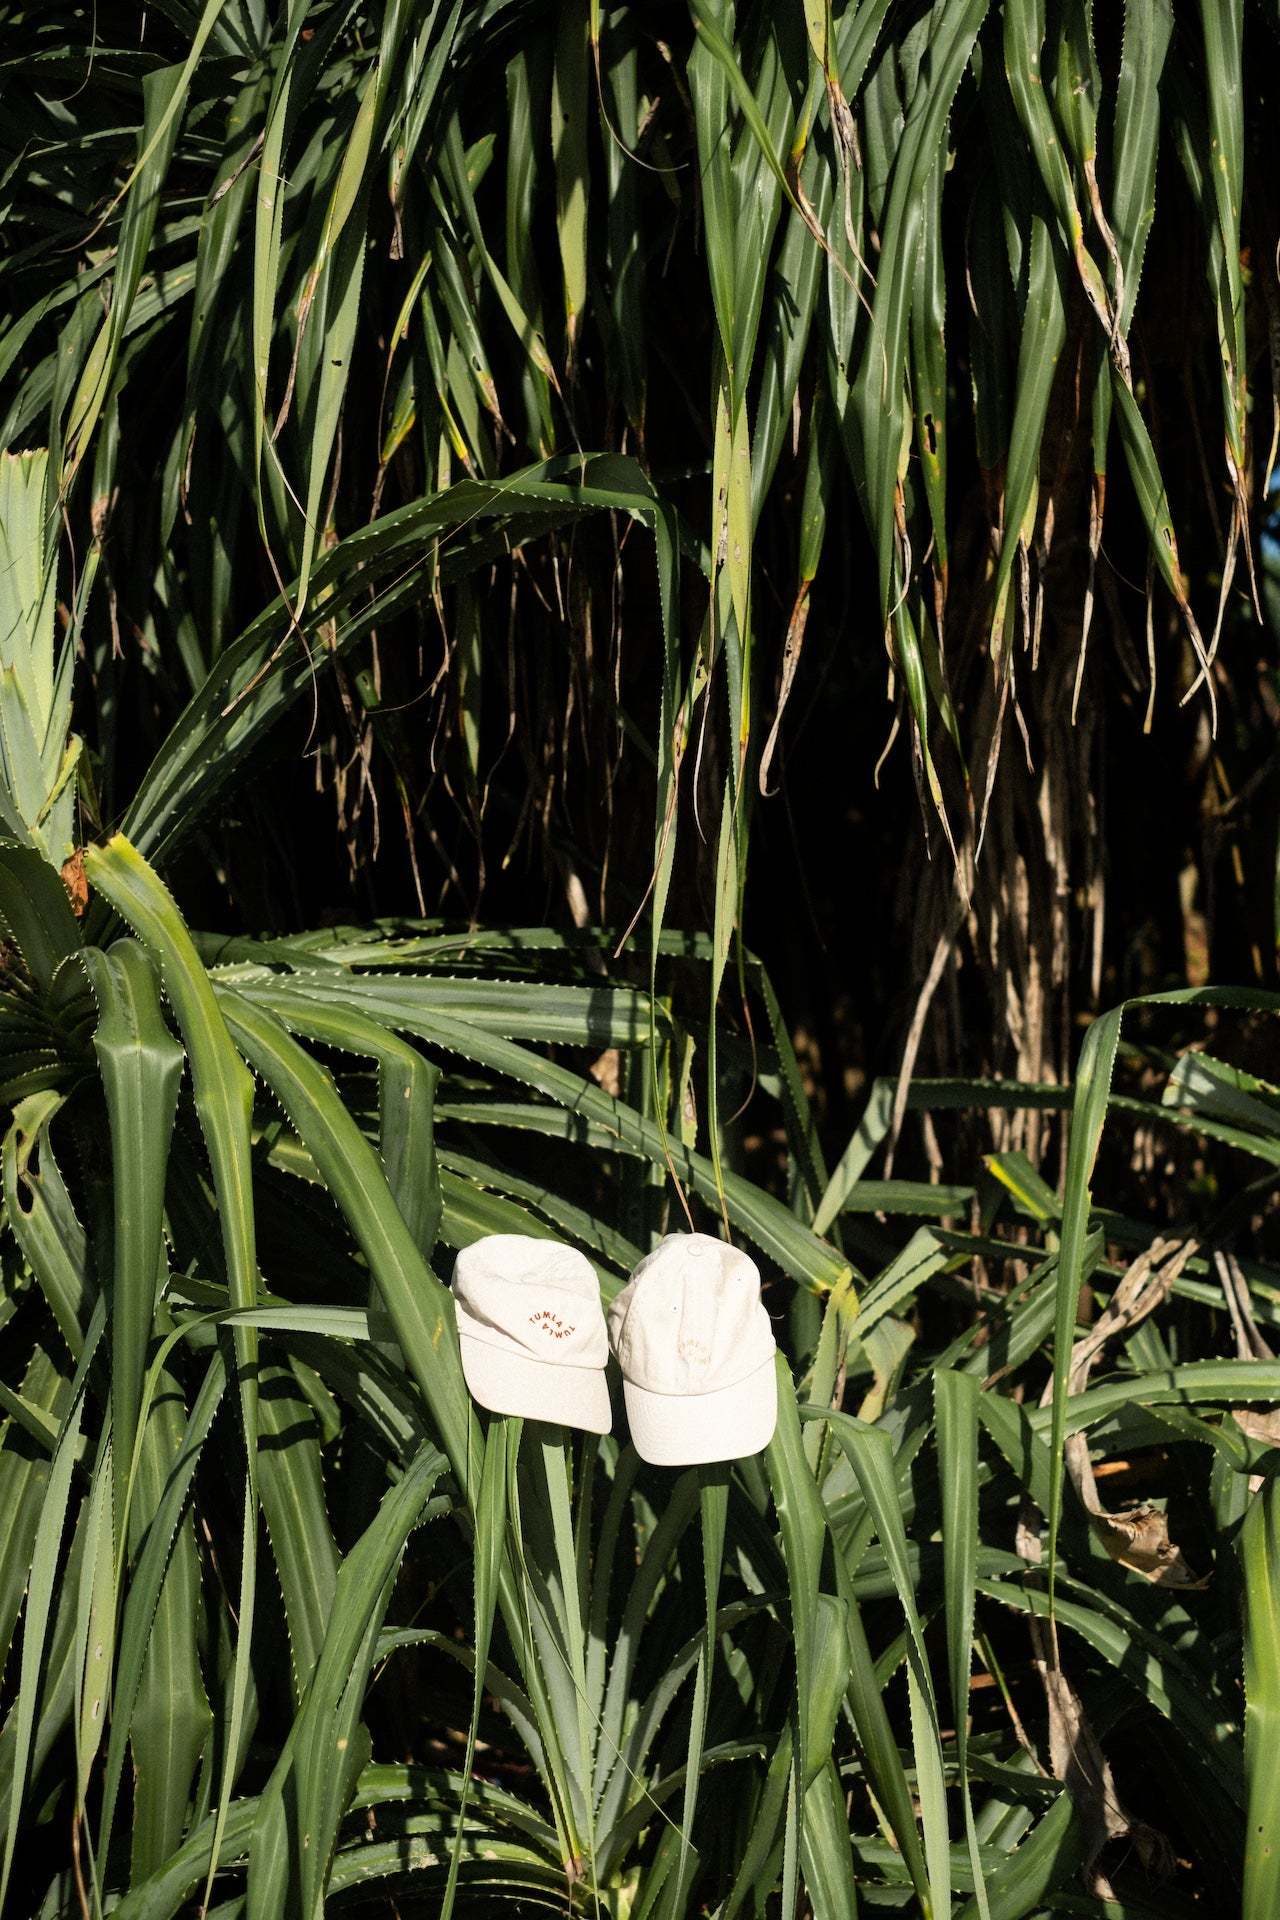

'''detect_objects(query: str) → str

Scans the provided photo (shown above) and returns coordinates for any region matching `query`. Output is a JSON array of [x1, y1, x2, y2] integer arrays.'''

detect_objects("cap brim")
[[622, 1352, 777, 1466], [459, 1333, 612, 1433]]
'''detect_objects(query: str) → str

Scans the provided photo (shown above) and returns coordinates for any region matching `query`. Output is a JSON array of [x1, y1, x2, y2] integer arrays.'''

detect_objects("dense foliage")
[[2, 1, 1280, 1915]]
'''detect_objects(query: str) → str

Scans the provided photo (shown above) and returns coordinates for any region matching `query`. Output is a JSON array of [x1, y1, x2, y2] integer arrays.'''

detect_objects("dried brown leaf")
[[1234, 1408, 1280, 1449], [60, 849, 88, 918], [1088, 1503, 1209, 1589]]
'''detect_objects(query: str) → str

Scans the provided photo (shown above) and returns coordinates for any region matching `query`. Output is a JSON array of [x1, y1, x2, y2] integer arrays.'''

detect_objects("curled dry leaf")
[[1034, 1635, 1174, 1900], [1060, 1237, 1209, 1586], [60, 849, 88, 918], [1088, 1503, 1210, 1589], [1013, 1240, 1197, 1896]]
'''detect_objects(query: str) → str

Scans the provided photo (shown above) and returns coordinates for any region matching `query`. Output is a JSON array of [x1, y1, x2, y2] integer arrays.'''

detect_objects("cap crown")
[[608, 1234, 774, 1396], [454, 1235, 608, 1366]]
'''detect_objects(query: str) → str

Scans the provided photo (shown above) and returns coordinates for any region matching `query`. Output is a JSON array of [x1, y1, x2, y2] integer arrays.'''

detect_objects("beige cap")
[[607, 1233, 778, 1465], [452, 1235, 611, 1432]]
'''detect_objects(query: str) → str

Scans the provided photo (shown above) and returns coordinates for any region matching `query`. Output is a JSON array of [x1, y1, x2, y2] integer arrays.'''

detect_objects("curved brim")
[[459, 1333, 612, 1433], [623, 1353, 777, 1466]]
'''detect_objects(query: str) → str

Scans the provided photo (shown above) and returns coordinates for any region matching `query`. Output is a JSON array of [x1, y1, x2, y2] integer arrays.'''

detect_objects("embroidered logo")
[[677, 1338, 710, 1367], [529, 1309, 576, 1341]]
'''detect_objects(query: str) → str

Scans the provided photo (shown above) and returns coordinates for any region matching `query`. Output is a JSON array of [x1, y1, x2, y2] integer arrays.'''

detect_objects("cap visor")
[[623, 1353, 777, 1466], [459, 1334, 612, 1433]]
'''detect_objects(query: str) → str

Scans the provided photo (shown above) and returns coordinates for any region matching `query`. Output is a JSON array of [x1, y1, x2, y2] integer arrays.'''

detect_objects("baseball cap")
[[607, 1233, 778, 1465], [452, 1235, 612, 1433]]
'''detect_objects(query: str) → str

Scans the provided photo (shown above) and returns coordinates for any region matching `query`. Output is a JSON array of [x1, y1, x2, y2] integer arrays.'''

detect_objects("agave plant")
[[1, 511, 1278, 1912], [7, 780, 1280, 1916], [0, 438, 874, 1913]]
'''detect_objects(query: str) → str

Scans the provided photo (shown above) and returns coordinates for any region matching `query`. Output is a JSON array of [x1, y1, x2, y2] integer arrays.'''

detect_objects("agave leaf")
[[84, 940, 184, 1547], [0, 1458, 91, 1902], [0, 843, 83, 993], [124, 1362, 213, 1885], [988, 213, 1069, 651], [806, 1405, 950, 1916], [62, 58, 193, 483], [83, 836, 262, 1901], [552, 0, 590, 370], [936, 1367, 992, 1918], [1194, 0, 1247, 471], [1111, 0, 1175, 330], [215, 981, 477, 1479], [660, 1462, 729, 1914], [854, 0, 985, 622], [953, 1786, 1083, 1920], [0, 1340, 71, 1664], [257, 1361, 341, 1704], [97, 1350, 228, 1862], [246, 1439, 449, 1920], [249, 981, 852, 1294], [3, 1094, 93, 1358], [0, 1361, 88, 1913], [593, 1469, 700, 1827], [767, 1362, 933, 1912], [1241, 1474, 1280, 1918], [439, 1413, 511, 1920], [0, 451, 74, 857], [799, 1756, 864, 1920]]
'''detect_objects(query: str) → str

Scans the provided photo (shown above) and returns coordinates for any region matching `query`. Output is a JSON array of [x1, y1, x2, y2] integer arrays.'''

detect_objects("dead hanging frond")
[[758, 582, 810, 798], [974, 634, 1013, 860], [1218, 1246, 1274, 1363], [1072, 471, 1105, 722], [894, 505, 1113, 1179], [1055, 1234, 1208, 1586], [1010, 1239, 1198, 1897], [884, 845, 972, 1177], [1014, 1511, 1176, 1904], [1082, 156, 1129, 388], [1141, 547, 1159, 736], [1214, 1247, 1280, 1494]]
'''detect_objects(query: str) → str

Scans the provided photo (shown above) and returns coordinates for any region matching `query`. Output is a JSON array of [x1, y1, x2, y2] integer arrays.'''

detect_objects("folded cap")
[[452, 1235, 611, 1432], [607, 1233, 777, 1465]]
